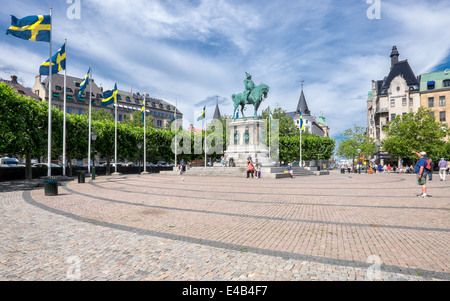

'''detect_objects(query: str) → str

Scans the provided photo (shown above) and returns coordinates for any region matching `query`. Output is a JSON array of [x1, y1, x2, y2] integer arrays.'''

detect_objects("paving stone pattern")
[[0, 171, 449, 281]]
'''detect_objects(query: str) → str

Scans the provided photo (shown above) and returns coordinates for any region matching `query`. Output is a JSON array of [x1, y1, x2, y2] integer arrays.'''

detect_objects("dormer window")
[[443, 79, 450, 87], [427, 81, 435, 90]]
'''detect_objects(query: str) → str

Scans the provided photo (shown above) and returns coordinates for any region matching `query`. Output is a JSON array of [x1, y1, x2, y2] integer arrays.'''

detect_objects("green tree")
[[382, 107, 448, 162], [261, 107, 299, 137], [0, 83, 48, 179], [124, 110, 154, 129], [337, 125, 376, 166]]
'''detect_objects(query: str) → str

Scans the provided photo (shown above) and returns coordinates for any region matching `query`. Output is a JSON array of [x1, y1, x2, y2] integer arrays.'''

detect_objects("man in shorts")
[[412, 151, 430, 198]]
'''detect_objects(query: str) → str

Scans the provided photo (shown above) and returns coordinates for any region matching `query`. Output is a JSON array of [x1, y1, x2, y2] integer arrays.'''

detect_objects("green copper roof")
[[317, 115, 328, 127], [420, 69, 450, 91]]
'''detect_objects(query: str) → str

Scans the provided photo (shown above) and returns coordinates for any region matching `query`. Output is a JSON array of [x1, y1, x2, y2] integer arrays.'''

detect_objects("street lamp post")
[[91, 128, 97, 180]]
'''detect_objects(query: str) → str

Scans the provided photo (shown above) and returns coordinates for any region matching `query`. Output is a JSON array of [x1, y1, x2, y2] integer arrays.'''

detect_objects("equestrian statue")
[[232, 72, 269, 119]]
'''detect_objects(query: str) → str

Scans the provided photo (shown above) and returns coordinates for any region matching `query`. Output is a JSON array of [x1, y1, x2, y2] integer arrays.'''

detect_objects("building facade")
[[419, 69, 450, 138], [367, 46, 421, 143], [1, 75, 41, 101], [32, 74, 182, 128]]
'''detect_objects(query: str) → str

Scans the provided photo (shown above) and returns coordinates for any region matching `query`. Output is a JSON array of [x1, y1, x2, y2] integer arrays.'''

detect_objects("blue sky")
[[1, 0, 450, 141]]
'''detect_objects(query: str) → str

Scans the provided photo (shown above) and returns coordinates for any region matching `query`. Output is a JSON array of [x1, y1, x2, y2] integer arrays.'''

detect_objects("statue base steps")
[[159, 166, 322, 178]]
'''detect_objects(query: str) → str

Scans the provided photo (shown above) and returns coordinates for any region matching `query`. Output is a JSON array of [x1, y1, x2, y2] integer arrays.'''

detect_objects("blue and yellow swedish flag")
[[141, 96, 146, 123], [299, 112, 304, 131], [101, 83, 118, 106], [6, 15, 51, 42], [168, 105, 177, 125], [77, 67, 90, 99], [197, 106, 206, 122], [269, 111, 276, 129], [39, 42, 66, 76]]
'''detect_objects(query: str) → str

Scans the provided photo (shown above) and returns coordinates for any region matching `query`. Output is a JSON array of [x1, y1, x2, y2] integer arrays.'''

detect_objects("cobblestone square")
[[0, 171, 449, 281]]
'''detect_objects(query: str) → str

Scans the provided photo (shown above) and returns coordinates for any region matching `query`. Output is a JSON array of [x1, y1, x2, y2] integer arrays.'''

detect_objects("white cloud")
[[2, 0, 450, 140]]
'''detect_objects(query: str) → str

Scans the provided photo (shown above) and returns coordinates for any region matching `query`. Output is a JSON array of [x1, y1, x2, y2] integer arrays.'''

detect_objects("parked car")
[[0, 157, 25, 167], [32, 163, 61, 168]]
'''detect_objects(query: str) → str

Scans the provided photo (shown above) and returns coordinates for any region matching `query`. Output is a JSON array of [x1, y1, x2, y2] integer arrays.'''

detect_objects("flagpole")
[[47, 7, 53, 177], [269, 115, 271, 159], [63, 39, 67, 177], [174, 99, 177, 168], [88, 64, 92, 174], [143, 92, 147, 174], [300, 123, 302, 168], [114, 83, 118, 174], [204, 119, 207, 167]]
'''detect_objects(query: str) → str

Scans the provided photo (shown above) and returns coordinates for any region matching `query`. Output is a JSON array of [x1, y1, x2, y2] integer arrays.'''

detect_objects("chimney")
[[11, 75, 18, 84], [390, 46, 399, 68]]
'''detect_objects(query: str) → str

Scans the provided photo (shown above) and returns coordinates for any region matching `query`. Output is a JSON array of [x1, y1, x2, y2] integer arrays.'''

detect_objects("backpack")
[[425, 159, 432, 171]]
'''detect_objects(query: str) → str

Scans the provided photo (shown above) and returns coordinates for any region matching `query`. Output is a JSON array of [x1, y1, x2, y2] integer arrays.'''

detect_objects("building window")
[[391, 113, 396, 121], [126, 96, 131, 102], [409, 98, 413, 106], [66, 88, 73, 93], [67, 106, 72, 114], [402, 98, 407, 106], [440, 111, 446, 122], [428, 97, 434, 107], [390, 99, 395, 107], [152, 102, 156, 107], [439, 96, 446, 106], [443, 79, 450, 87], [156, 120, 162, 127], [78, 108, 83, 115], [55, 86, 62, 91], [119, 114, 122, 121], [427, 81, 435, 90]]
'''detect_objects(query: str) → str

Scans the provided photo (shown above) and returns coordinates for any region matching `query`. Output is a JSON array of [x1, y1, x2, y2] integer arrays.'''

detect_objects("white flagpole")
[[269, 116, 271, 159], [47, 7, 53, 177], [143, 92, 147, 174], [114, 83, 118, 174], [63, 39, 67, 177], [175, 99, 177, 167], [88, 64, 92, 174], [300, 120, 303, 168], [204, 119, 207, 167]]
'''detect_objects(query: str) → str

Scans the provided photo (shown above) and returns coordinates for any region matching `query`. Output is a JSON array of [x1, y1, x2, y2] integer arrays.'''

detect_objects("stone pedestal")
[[224, 117, 278, 167]]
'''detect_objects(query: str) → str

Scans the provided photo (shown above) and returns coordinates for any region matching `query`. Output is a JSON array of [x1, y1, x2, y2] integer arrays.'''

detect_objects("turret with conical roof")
[[296, 83, 310, 116]]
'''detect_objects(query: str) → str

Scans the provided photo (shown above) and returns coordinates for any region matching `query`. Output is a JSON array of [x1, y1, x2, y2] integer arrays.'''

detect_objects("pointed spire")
[[296, 82, 310, 116], [213, 96, 221, 119]]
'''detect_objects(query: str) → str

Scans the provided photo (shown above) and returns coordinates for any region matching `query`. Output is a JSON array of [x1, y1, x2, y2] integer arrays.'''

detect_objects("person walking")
[[438, 158, 448, 181], [412, 151, 430, 198]]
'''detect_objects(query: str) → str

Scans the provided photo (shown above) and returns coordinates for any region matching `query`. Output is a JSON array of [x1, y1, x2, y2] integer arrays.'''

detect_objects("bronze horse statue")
[[232, 83, 269, 119]]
